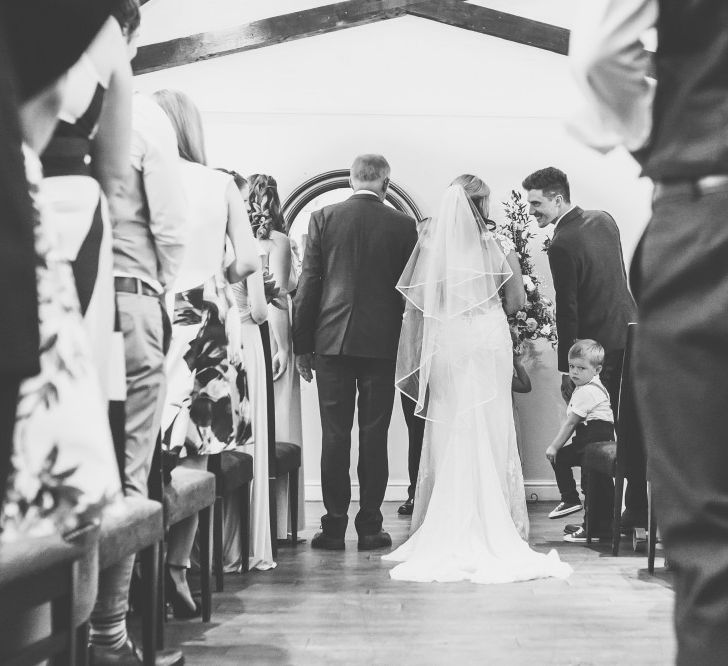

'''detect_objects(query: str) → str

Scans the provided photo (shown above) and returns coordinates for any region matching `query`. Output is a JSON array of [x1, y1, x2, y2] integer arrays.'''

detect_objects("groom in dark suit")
[[522, 167, 645, 541], [293, 155, 417, 550]]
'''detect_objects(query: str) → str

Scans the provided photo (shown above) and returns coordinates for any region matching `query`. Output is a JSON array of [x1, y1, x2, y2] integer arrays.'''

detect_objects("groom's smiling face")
[[526, 190, 561, 228]]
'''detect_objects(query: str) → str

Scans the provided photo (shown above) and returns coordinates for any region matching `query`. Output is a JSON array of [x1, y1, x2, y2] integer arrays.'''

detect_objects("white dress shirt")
[[568, 0, 658, 153], [112, 93, 187, 293]]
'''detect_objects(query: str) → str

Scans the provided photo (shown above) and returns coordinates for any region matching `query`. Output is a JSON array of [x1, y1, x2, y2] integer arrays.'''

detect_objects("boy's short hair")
[[568, 339, 605, 368]]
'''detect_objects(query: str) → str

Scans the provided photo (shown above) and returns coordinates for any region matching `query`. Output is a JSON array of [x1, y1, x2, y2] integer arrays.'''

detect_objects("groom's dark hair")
[[522, 167, 570, 203]]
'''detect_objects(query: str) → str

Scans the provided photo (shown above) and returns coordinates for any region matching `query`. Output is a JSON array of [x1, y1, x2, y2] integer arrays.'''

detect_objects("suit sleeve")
[[549, 243, 579, 373], [403, 219, 418, 267], [292, 211, 324, 354]]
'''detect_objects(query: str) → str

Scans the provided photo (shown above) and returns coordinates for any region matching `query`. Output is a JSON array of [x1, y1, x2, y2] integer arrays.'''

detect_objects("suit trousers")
[[632, 184, 728, 666], [400, 393, 425, 500], [316, 355, 396, 538], [91, 291, 168, 638], [601, 350, 647, 516]]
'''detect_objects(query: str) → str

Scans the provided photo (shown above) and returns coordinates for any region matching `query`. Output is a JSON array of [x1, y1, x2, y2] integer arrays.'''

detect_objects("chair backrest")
[[258, 322, 278, 476], [616, 323, 640, 463]]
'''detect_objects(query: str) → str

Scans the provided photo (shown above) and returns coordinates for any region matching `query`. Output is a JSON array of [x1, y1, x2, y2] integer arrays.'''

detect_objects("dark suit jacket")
[[293, 193, 418, 360], [548, 206, 637, 373]]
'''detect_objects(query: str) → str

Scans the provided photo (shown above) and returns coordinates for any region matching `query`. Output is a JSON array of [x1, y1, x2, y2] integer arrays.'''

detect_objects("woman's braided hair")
[[247, 174, 285, 239]]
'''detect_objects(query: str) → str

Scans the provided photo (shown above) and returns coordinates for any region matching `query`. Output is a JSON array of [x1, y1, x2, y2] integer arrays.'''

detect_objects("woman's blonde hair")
[[152, 89, 207, 165], [451, 174, 491, 219]]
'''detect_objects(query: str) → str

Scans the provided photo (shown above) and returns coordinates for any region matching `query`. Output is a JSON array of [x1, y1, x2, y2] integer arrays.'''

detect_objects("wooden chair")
[[148, 440, 216, 639], [208, 448, 253, 590], [161, 467, 216, 624], [583, 322, 638, 556], [647, 481, 659, 574], [95, 496, 163, 666], [259, 321, 301, 557], [0, 523, 98, 666]]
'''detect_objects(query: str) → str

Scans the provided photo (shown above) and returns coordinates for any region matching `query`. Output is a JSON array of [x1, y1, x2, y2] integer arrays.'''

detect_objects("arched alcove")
[[282, 169, 423, 250]]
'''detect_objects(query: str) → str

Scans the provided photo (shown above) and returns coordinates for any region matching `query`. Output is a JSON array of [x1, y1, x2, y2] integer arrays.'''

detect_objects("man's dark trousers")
[[316, 355, 396, 538], [401, 393, 425, 501], [632, 184, 728, 665]]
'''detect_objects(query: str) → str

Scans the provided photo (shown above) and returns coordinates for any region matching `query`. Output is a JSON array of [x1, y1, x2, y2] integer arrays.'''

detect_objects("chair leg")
[[584, 470, 593, 544], [289, 469, 299, 545], [157, 539, 165, 650], [648, 482, 657, 574], [241, 481, 251, 573], [51, 562, 77, 666], [75, 622, 89, 666], [612, 468, 625, 556], [269, 477, 278, 558], [213, 496, 224, 592], [140, 542, 159, 666], [199, 506, 212, 623]]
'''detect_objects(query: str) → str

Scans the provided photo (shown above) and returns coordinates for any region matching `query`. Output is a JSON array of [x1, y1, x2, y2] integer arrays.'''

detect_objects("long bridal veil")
[[384, 185, 571, 584], [395, 185, 512, 423]]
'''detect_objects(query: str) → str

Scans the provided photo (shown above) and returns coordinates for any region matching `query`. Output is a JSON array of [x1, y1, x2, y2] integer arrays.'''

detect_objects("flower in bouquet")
[[499, 190, 558, 352]]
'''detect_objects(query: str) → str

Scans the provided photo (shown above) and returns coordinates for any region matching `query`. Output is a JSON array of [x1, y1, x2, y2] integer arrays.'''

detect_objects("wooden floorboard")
[[160, 502, 675, 665]]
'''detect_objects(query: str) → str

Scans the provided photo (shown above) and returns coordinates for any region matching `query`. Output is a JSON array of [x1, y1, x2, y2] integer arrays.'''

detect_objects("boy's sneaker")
[[548, 501, 583, 519], [563, 523, 582, 534], [563, 527, 599, 543]]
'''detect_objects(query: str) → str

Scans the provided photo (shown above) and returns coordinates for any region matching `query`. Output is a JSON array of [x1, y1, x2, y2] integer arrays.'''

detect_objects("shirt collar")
[[351, 189, 381, 199]]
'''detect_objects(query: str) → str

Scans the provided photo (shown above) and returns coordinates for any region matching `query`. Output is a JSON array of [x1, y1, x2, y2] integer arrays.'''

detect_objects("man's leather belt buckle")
[[114, 276, 157, 297], [655, 174, 728, 200]]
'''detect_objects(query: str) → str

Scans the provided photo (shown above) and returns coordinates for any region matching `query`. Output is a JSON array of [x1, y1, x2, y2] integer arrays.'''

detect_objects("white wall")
[[136, 3, 653, 500]]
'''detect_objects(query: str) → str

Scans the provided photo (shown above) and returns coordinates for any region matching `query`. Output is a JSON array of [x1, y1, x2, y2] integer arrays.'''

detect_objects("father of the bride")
[[522, 167, 645, 542], [293, 154, 418, 550]]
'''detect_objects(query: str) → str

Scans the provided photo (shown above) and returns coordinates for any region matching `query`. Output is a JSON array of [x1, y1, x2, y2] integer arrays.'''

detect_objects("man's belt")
[[114, 276, 158, 297], [654, 174, 728, 200]]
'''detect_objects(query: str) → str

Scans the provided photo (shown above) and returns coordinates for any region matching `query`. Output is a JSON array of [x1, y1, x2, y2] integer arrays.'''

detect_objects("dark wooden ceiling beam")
[[405, 1, 570, 55], [132, 0, 435, 74]]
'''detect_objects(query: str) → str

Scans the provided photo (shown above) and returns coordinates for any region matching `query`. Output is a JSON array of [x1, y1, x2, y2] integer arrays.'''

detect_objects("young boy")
[[545, 339, 615, 541]]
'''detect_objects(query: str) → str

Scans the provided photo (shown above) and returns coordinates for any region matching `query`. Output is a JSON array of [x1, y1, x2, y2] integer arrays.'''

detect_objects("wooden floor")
[[161, 502, 675, 665]]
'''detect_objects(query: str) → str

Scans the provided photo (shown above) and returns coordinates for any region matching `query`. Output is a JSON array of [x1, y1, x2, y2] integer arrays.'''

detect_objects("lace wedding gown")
[[383, 185, 571, 584]]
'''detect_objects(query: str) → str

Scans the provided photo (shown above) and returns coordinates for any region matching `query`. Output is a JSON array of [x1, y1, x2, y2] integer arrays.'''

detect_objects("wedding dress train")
[[384, 311, 570, 583]]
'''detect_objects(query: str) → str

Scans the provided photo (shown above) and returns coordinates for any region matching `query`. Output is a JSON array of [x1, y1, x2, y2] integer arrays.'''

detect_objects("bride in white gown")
[[383, 179, 571, 584]]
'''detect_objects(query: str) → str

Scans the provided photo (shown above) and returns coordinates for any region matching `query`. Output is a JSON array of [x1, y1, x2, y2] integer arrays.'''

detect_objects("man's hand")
[[545, 444, 559, 464], [561, 374, 575, 403], [295, 353, 314, 383]]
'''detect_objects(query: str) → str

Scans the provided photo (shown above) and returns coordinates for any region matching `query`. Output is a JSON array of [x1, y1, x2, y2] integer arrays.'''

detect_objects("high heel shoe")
[[165, 565, 201, 619]]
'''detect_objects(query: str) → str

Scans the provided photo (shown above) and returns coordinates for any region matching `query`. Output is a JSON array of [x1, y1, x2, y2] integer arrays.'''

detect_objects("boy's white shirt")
[[567, 375, 614, 424]]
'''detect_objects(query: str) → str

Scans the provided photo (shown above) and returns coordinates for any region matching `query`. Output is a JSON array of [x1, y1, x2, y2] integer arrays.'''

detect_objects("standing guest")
[[41, 4, 135, 468], [228, 175, 275, 571], [0, 0, 122, 542], [246, 174, 305, 541], [293, 154, 418, 551], [153, 89, 258, 616], [521, 167, 643, 540], [88, 9, 188, 663], [570, 2, 728, 663]]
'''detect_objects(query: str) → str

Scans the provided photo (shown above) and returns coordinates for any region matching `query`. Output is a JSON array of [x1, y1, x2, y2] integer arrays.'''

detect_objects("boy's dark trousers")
[[552, 419, 615, 532]]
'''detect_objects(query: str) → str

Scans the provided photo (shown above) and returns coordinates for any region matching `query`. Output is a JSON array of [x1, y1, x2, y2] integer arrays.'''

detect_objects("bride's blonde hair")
[[451, 174, 491, 220]]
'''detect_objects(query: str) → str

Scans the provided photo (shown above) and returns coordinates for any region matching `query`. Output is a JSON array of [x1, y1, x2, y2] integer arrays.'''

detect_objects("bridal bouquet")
[[499, 190, 558, 352]]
